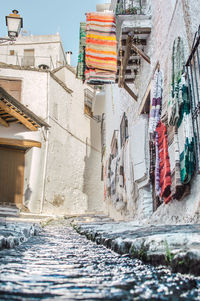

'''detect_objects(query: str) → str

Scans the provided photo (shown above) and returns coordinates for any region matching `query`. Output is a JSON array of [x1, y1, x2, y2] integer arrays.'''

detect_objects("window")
[[9, 50, 15, 56], [120, 113, 128, 147], [84, 88, 93, 118], [0, 78, 22, 102], [22, 49, 35, 67]]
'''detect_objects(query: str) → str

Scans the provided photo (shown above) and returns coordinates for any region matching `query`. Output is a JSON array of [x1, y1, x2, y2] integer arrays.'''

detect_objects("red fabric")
[[156, 122, 172, 204]]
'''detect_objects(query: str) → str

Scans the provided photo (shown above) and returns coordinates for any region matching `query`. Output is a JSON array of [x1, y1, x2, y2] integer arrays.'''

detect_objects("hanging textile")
[[124, 139, 134, 203], [177, 75, 195, 184], [168, 126, 184, 199], [168, 37, 185, 126], [85, 12, 117, 84], [155, 132, 161, 196], [111, 156, 118, 203], [155, 122, 172, 204], [149, 70, 163, 133], [76, 22, 86, 81], [131, 115, 149, 184], [85, 69, 116, 84], [106, 156, 112, 197], [149, 139, 156, 182]]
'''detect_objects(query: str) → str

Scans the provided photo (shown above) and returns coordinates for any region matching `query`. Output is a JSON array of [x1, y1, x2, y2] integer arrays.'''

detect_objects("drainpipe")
[[40, 72, 50, 214]]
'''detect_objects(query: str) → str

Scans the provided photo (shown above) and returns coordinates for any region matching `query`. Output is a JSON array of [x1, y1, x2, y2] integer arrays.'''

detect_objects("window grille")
[[186, 25, 200, 172], [116, 0, 143, 15]]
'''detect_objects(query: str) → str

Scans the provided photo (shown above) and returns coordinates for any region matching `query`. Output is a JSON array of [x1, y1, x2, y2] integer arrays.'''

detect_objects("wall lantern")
[[5, 9, 23, 39]]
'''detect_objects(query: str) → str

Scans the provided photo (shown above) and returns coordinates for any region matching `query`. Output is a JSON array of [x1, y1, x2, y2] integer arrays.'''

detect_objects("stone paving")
[[0, 218, 40, 250], [0, 221, 200, 300], [71, 216, 200, 276]]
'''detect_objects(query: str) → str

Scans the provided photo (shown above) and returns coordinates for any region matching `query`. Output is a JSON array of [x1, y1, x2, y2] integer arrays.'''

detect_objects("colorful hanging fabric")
[[149, 70, 163, 133], [177, 75, 195, 184], [155, 132, 161, 196], [85, 12, 117, 84], [85, 69, 116, 84], [168, 126, 184, 199], [168, 37, 185, 126], [155, 122, 172, 204], [149, 139, 155, 182], [76, 22, 86, 81]]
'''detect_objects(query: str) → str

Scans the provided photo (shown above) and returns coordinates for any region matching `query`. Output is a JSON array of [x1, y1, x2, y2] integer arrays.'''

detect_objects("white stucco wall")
[[41, 68, 104, 215], [0, 67, 48, 120], [103, 0, 200, 222], [0, 34, 66, 69], [0, 62, 104, 216]]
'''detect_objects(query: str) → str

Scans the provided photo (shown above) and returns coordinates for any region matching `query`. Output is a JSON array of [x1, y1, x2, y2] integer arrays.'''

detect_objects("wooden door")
[[0, 148, 25, 207]]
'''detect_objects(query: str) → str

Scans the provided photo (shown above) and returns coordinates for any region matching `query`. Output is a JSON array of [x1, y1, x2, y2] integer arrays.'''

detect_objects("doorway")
[[0, 147, 25, 208]]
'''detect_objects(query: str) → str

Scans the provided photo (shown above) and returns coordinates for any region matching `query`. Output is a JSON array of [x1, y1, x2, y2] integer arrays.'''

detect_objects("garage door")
[[0, 148, 25, 207]]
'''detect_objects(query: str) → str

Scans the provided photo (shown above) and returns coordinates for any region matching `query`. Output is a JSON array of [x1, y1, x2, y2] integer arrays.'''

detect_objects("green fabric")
[[168, 37, 185, 126], [76, 22, 86, 81], [180, 137, 195, 184], [178, 77, 195, 184], [177, 81, 190, 128]]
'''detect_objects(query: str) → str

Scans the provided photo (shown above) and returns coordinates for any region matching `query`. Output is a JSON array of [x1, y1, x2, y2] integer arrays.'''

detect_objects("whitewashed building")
[[101, 0, 200, 223], [0, 34, 104, 216]]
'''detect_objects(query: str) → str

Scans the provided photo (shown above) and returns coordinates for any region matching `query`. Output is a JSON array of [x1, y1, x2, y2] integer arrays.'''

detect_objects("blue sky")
[[0, 0, 110, 66]]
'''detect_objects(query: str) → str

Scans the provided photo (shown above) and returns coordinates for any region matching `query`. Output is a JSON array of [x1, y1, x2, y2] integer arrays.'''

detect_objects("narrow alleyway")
[[0, 224, 199, 300]]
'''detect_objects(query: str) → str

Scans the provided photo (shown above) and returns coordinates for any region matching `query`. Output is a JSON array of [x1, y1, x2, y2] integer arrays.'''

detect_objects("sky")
[[0, 0, 110, 66]]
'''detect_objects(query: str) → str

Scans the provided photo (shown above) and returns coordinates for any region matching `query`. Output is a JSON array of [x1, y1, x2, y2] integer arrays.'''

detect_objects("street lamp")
[[0, 10, 23, 44]]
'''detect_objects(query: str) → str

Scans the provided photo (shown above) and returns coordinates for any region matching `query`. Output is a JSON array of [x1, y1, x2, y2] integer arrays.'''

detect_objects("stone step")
[[0, 206, 20, 217], [19, 212, 55, 219]]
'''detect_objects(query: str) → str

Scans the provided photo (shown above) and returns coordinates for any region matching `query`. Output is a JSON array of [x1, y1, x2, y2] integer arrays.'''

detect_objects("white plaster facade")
[[0, 34, 67, 70], [101, 0, 200, 223], [0, 35, 104, 216]]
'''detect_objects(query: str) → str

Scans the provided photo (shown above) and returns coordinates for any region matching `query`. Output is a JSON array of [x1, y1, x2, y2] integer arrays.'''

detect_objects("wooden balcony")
[[114, 1, 152, 100]]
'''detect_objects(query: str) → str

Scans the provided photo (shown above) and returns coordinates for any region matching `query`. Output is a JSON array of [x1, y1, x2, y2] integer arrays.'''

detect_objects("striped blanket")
[[155, 122, 172, 204], [85, 69, 116, 84], [149, 70, 163, 133], [85, 12, 117, 84]]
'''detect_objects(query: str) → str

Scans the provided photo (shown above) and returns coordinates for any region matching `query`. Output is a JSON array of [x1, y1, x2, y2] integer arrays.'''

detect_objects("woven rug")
[[85, 12, 117, 84], [168, 37, 185, 126], [155, 122, 172, 204], [85, 68, 116, 84], [149, 70, 163, 133]]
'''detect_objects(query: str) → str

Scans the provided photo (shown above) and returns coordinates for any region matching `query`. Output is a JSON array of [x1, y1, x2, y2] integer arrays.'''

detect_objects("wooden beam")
[[0, 137, 41, 148], [0, 100, 38, 131], [132, 44, 151, 64], [123, 82, 137, 101], [118, 32, 134, 87], [0, 117, 9, 127], [139, 81, 151, 115]]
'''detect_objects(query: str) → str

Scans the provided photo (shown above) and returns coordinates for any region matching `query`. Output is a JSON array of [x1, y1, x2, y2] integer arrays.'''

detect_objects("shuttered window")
[[0, 78, 22, 102], [22, 49, 35, 67]]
